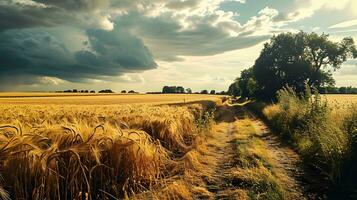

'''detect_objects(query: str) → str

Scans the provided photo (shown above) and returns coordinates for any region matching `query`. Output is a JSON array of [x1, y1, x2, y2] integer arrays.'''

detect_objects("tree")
[[176, 86, 185, 93], [162, 86, 170, 93], [339, 87, 347, 94], [200, 90, 208, 94], [210, 90, 216, 94], [99, 89, 114, 93], [252, 31, 356, 100], [228, 81, 240, 97], [219, 91, 227, 95], [186, 88, 192, 94], [121, 90, 127, 93], [237, 68, 257, 98], [162, 86, 186, 93], [128, 90, 136, 93]]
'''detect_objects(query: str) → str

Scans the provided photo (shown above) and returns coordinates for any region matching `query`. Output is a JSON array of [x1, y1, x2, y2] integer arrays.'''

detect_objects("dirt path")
[[202, 105, 311, 199], [245, 108, 308, 199], [204, 105, 243, 199]]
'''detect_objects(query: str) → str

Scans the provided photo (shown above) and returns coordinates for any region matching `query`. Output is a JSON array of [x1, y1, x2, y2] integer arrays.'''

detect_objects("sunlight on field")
[[0, 93, 223, 105], [324, 94, 357, 105], [323, 94, 357, 111], [0, 94, 220, 199]]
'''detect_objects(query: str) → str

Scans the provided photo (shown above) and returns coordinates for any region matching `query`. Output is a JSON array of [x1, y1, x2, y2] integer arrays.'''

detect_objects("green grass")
[[259, 87, 357, 197], [231, 119, 284, 200]]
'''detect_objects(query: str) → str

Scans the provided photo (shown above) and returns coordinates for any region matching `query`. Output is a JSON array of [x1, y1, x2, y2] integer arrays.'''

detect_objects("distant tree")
[[200, 90, 208, 94], [121, 90, 127, 93], [339, 87, 347, 94], [176, 86, 185, 93], [210, 90, 216, 94], [128, 90, 135, 93], [90, 90, 95, 93], [84, 90, 89, 93], [170, 86, 177, 93], [99, 89, 114, 93], [162, 86, 170, 93], [320, 86, 357, 94], [72, 89, 78, 93], [186, 88, 192, 94], [252, 31, 356, 100], [162, 86, 186, 93], [228, 68, 257, 98], [228, 81, 240, 97]]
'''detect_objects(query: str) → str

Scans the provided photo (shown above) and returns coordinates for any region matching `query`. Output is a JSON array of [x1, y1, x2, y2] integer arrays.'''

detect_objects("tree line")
[[228, 31, 357, 100], [162, 86, 226, 95], [59, 89, 138, 93], [320, 86, 357, 94]]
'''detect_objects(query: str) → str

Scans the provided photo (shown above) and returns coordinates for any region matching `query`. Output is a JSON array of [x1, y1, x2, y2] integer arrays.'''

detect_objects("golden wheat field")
[[322, 94, 357, 112], [0, 94, 222, 199], [0, 93, 222, 105]]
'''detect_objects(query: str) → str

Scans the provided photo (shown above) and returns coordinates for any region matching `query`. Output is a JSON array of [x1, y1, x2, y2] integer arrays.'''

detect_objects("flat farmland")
[[323, 94, 357, 110], [0, 93, 223, 105]]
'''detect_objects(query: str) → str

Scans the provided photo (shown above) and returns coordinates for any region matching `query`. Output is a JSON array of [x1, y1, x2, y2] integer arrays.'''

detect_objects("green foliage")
[[162, 86, 185, 93], [186, 88, 192, 94], [195, 109, 215, 132], [265, 87, 349, 182], [228, 68, 258, 99], [200, 90, 208, 94], [248, 179, 284, 200], [251, 31, 356, 100], [228, 81, 240, 97], [320, 86, 357, 94]]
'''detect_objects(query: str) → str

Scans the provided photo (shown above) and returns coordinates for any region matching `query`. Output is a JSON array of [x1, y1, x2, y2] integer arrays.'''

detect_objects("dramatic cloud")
[[0, 28, 156, 83], [0, 0, 269, 85], [0, 0, 113, 30], [114, 12, 268, 61], [0, 0, 356, 89]]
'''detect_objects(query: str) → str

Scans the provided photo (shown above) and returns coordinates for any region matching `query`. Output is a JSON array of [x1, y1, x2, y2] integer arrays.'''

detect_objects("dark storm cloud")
[[0, 3, 65, 30], [0, 0, 269, 86], [0, 28, 156, 83], [32, 0, 108, 11], [0, 0, 111, 31]]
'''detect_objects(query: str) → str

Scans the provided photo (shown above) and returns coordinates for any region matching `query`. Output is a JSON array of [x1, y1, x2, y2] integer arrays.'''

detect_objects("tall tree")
[[252, 31, 356, 100]]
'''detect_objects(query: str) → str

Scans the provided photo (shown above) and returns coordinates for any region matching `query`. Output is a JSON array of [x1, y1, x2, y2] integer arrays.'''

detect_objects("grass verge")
[[230, 118, 285, 200]]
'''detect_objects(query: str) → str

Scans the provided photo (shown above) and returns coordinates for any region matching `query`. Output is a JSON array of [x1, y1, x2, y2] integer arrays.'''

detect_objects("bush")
[[263, 87, 350, 182]]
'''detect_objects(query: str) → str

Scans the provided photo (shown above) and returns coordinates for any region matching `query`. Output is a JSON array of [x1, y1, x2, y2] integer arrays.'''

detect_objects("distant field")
[[323, 94, 357, 109], [0, 93, 223, 105]]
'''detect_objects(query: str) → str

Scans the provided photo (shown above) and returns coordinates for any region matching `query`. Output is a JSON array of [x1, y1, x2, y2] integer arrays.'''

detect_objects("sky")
[[0, 0, 356, 92]]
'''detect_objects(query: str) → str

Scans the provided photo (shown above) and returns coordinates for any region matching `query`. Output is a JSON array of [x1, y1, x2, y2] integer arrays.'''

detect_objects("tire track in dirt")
[[202, 105, 314, 199], [245, 108, 307, 199], [203, 105, 246, 199]]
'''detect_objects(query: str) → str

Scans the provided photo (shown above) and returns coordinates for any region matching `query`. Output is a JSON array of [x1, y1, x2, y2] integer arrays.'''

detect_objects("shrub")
[[263, 87, 350, 182]]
